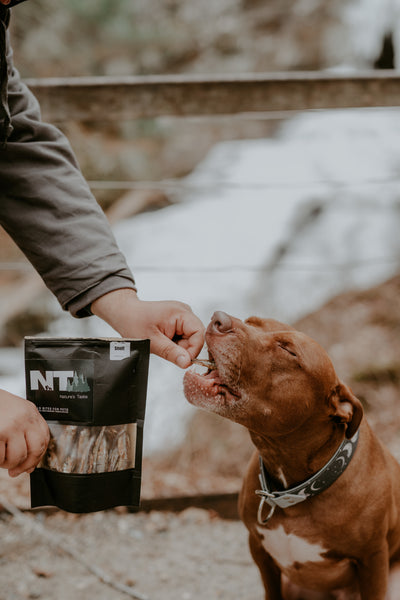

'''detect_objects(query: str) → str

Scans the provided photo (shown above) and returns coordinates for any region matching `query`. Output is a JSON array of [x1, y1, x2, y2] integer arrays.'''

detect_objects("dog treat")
[[191, 358, 216, 369], [25, 337, 149, 513]]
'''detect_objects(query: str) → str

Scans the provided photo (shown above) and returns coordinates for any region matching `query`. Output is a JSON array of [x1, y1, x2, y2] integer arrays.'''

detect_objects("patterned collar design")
[[256, 430, 360, 525]]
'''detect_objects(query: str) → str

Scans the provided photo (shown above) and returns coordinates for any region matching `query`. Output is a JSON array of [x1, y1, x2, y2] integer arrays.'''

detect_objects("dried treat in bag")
[[25, 337, 149, 513]]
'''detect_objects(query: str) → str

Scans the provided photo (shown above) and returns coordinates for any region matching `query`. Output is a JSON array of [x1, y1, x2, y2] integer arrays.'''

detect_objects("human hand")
[[91, 289, 205, 368], [0, 389, 50, 477]]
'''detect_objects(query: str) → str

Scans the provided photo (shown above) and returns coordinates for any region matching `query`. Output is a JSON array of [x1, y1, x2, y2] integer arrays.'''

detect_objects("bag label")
[[110, 341, 131, 361]]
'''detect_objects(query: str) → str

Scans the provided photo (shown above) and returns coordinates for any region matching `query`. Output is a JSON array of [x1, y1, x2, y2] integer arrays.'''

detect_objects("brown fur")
[[183, 312, 400, 600]]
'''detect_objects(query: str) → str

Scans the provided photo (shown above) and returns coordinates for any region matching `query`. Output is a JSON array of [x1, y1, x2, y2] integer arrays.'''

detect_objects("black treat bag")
[[25, 337, 149, 513]]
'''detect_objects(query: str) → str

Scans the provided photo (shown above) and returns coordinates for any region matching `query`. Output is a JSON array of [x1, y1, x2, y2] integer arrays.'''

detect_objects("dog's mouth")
[[185, 351, 241, 405]]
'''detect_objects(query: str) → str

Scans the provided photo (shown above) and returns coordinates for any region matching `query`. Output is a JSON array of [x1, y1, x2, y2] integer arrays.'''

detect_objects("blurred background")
[[1, 0, 400, 500]]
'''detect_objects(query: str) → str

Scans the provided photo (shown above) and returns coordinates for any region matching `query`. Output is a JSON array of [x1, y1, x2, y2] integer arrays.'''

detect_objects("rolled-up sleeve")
[[0, 32, 136, 317]]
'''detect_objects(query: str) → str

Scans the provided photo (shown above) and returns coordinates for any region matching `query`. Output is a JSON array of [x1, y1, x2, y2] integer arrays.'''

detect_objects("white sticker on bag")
[[110, 341, 131, 361]]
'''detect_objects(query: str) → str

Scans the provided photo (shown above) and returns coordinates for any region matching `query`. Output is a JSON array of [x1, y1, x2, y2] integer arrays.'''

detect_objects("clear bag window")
[[40, 423, 137, 474]]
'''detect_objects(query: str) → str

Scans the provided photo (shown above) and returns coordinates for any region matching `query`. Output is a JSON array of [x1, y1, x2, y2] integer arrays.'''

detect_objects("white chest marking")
[[257, 525, 326, 569]]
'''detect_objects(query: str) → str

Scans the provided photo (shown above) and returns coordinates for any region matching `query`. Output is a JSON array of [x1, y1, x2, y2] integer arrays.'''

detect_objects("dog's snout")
[[210, 311, 233, 334]]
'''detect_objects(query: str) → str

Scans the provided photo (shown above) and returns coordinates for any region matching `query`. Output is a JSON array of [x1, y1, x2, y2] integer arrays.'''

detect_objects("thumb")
[[152, 335, 191, 368]]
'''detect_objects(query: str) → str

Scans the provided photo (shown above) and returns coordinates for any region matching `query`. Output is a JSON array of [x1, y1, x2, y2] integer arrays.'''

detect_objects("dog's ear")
[[328, 382, 363, 438]]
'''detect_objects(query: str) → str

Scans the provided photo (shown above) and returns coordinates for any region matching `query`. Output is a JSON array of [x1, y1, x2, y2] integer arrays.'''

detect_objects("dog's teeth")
[[192, 358, 216, 369]]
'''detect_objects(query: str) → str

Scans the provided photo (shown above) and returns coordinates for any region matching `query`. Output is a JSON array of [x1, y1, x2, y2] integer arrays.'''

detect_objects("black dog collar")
[[256, 430, 360, 525]]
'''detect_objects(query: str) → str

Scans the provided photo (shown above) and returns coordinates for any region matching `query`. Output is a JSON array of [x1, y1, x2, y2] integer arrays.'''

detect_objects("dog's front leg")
[[248, 532, 283, 600], [357, 546, 389, 600]]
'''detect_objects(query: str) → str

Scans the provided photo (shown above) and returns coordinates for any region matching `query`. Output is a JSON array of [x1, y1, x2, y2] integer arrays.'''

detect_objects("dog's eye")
[[278, 343, 297, 358]]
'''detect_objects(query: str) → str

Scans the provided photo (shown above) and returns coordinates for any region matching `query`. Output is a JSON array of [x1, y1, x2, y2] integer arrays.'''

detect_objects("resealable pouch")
[[25, 337, 149, 513]]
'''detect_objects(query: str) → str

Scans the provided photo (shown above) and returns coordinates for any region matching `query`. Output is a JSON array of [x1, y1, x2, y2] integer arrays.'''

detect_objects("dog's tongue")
[[204, 369, 220, 381]]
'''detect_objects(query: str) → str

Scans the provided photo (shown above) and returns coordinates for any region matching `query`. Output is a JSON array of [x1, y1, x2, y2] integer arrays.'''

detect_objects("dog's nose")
[[210, 311, 233, 333]]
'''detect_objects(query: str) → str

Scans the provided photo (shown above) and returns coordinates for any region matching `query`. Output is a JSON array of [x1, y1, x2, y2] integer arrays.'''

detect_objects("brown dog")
[[183, 311, 400, 600]]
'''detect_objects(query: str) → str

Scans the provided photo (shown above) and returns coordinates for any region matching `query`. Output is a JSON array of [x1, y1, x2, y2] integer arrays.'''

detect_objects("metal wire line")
[[2, 257, 399, 274], [87, 176, 400, 193]]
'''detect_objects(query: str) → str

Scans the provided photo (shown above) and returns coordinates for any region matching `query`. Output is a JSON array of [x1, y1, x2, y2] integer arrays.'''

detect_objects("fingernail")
[[176, 355, 188, 368]]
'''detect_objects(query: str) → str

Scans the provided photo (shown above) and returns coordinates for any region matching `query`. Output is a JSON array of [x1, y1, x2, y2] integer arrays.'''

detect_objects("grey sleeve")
[[0, 34, 136, 317]]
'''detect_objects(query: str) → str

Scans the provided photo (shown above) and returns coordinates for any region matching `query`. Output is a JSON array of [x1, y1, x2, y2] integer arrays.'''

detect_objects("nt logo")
[[30, 370, 90, 392]]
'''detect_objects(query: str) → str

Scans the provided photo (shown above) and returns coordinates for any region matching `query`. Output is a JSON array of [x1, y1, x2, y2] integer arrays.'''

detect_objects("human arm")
[[0, 67, 205, 364], [0, 33, 205, 362], [0, 30, 137, 316]]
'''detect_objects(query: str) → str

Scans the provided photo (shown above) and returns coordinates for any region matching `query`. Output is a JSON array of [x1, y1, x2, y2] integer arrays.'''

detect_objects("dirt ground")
[[1, 275, 400, 600], [0, 506, 263, 600]]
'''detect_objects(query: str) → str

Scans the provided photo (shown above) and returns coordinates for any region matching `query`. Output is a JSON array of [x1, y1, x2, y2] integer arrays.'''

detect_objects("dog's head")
[[183, 311, 363, 440]]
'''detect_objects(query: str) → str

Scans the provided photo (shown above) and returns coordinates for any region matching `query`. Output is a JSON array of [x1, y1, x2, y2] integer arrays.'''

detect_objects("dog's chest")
[[257, 524, 326, 569]]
